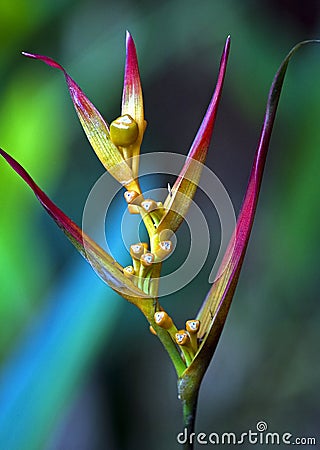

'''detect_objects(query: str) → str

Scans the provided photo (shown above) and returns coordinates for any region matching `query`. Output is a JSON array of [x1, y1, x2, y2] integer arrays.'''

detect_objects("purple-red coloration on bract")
[[0, 148, 147, 302], [158, 36, 231, 233], [22, 45, 141, 191]]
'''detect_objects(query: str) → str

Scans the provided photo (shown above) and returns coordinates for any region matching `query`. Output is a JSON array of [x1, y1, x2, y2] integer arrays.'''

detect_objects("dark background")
[[0, 0, 319, 449]]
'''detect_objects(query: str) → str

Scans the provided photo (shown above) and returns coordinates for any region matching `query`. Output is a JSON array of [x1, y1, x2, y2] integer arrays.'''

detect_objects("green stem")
[[155, 326, 186, 376], [139, 299, 186, 376], [178, 377, 200, 450], [149, 262, 162, 298], [141, 260, 185, 376], [181, 348, 193, 367]]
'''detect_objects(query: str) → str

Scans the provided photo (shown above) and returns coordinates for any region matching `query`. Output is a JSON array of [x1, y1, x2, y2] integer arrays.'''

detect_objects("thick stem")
[[178, 378, 200, 450]]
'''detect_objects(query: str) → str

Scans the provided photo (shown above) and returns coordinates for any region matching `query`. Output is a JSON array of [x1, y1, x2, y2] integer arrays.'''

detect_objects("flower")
[[1, 34, 317, 392]]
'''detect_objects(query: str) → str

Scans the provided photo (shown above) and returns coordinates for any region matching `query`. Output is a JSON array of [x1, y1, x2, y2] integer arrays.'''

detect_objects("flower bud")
[[186, 320, 200, 334], [175, 330, 190, 346], [155, 240, 173, 260], [110, 114, 139, 147], [140, 252, 154, 267], [123, 265, 135, 279], [186, 320, 200, 353], [141, 199, 158, 212], [154, 311, 173, 329], [124, 190, 140, 204], [130, 243, 145, 260]]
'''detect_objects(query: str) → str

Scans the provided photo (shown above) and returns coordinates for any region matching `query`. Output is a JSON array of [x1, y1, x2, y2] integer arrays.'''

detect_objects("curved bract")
[[158, 36, 230, 234], [0, 148, 148, 305], [180, 39, 320, 392]]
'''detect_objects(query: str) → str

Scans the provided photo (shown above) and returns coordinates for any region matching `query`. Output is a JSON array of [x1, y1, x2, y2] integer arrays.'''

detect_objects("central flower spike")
[[11, 33, 233, 367]]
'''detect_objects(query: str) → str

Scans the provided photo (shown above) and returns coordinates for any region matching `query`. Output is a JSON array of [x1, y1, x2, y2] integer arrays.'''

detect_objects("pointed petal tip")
[[126, 30, 136, 51], [21, 51, 35, 58], [224, 36, 231, 54], [22, 51, 64, 71]]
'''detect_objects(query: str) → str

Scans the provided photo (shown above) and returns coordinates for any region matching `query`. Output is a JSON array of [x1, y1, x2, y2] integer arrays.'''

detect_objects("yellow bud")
[[185, 320, 200, 353], [140, 252, 154, 267], [155, 240, 173, 260], [175, 330, 190, 346], [123, 265, 135, 279], [154, 311, 173, 329], [124, 190, 140, 204], [110, 114, 139, 147], [141, 199, 158, 212], [130, 243, 145, 260], [186, 320, 200, 334]]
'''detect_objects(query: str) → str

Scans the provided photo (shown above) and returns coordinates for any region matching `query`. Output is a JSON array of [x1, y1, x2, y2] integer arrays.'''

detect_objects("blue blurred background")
[[0, 0, 319, 449]]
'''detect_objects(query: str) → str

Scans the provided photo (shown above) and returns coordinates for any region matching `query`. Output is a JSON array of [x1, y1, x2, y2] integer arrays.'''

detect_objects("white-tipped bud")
[[124, 190, 140, 204], [130, 243, 145, 260], [175, 330, 190, 346], [141, 199, 158, 212], [155, 240, 173, 261], [140, 252, 154, 267], [186, 320, 200, 334], [186, 320, 200, 353], [154, 311, 173, 330], [123, 265, 135, 279]]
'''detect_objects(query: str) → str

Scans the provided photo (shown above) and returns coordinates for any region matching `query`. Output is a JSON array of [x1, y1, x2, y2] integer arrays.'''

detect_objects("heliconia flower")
[[1, 35, 318, 436]]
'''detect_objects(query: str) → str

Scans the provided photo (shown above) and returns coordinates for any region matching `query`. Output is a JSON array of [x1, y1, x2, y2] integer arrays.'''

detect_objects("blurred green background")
[[0, 0, 319, 449]]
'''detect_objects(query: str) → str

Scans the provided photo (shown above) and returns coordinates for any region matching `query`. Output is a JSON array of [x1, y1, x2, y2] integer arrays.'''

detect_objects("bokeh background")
[[0, 0, 320, 449]]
